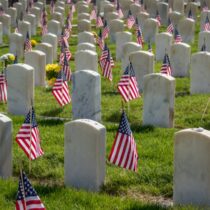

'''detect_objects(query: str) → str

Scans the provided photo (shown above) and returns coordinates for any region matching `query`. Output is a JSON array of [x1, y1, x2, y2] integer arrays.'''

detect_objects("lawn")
[[0, 5, 209, 210]]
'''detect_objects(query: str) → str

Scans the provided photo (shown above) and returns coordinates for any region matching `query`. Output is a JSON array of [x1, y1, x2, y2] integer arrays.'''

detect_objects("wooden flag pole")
[[29, 99, 33, 173], [20, 167, 27, 210]]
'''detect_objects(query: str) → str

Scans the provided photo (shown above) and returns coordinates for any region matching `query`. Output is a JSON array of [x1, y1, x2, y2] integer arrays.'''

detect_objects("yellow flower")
[[31, 39, 37, 47], [8, 54, 15, 61], [48, 78, 56, 86], [55, 64, 61, 72]]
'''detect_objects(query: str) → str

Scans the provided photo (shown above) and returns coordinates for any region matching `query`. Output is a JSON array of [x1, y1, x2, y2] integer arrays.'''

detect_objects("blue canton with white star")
[[118, 112, 131, 135]]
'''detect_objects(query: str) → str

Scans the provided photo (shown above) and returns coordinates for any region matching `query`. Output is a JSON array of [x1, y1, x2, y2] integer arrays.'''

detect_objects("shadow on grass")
[[125, 204, 168, 210], [131, 124, 155, 133], [175, 91, 190, 97], [102, 90, 119, 96], [41, 107, 64, 117], [38, 119, 65, 126], [105, 111, 121, 123]]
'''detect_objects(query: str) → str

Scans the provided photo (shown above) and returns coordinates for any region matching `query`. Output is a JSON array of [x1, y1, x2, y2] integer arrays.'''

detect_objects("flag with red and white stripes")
[[90, 6, 97, 20], [16, 107, 44, 160], [118, 62, 140, 102], [156, 10, 161, 27], [203, 1, 209, 11], [59, 43, 72, 65], [0, 5, 4, 16], [116, 1, 123, 18], [136, 26, 144, 47], [50, 0, 55, 14], [52, 69, 71, 106], [0, 73, 7, 103], [96, 15, 103, 28], [204, 15, 210, 31], [71, 4, 76, 13], [16, 171, 46, 210], [127, 10, 135, 29], [109, 111, 138, 172], [160, 53, 172, 76], [24, 31, 32, 52], [174, 27, 182, 43], [97, 29, 104, 50], [100, 44, 114, 69], [102, 20, 109, 39], [167, 18, 174, 34], [62, 53, 71, 81]]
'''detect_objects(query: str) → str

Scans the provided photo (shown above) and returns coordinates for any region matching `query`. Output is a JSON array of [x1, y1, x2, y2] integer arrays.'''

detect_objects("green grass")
[[0, 6, 209, 210]]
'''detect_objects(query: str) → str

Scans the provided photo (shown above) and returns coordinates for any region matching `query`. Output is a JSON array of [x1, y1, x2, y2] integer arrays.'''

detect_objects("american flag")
[[201, 40, 206, 51], [50, 0, 55, 14], [66, 15, 72, 31], [28, 0, 33, 9], [204, 15, 210, 31], [59, 42, 71, 64], [90, 6, 97, 20], [156, 10, 161, 27], [71, 4, 76, 13], [41, 7, 47, 26], [188, 9, 193, 20], [116, 1, 123, 18], [118, 62, 140, 102], [59, 29, 69, 48], [167, 18, 174, 34], [100, 44, 114, 68], [108, 111, 138, 172], [127, 10, 135, 29], [66, 0, 71, 4], [97, 29, 104, 50], [136, 26, 144, 47], [160, 53, 172, 76], [16, 171, 46, 210], [62, 53, 71, 81], [52, 69, 71, 106], [102, 20, 109, 39], [24, 31, 32, 52], [0, 73, 7, 103], [15, 19, 19, 33], [67, 10, 73, 21], [134, 17, 139, 32], [203, 1, 209, 12], [16, 107, 44, 160], [174, 27, 182, 43], [42, 24, 48, 35], [101, 49, 113, 81], [96, 15, 103, 28], [25, 5, 29, 14]]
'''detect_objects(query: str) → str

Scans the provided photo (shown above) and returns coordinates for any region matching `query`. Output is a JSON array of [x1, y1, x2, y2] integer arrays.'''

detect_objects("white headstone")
[[137, 12, 149, 30], [173, 0, 184, 14], [145, 0, 158, 18], [143, 73, 175, 128], [35, 42, 53, 64], [143, 18, 159, 43], [0, 114, 12, 179], [42, 33, 58, 60], [0, 13, 11, 35], [7, 64, 34, 115], [174, 128, 210, 206], [75, 50, 98, 72], [25, 50, 46, 86], [47, 20, 61, 36], [23, 14, 37, 36], [109, 19, 124, 43], [18, 20, 31, 39], [130, 3, 141, 18], [191, 52, 210, 94], [64, 119, 105, 191], [30, 7, 41, 27], [6, 7, 17, 27], [13, 2, 23, 20], [200, 11, 210, 31], [178, 18, 195, 43], [9, 33, 24, 58], [72, 70, 101, 121], [51, 12, 63, 25], [130, 51, 154, 92], [170, 43, 191, 77], [121, 42, 142, 70], [157, 2, 168, 26], [116, 31, 132, 61], [155, 32, 173, 61], [168, 11, 184, 26], [78, 31, 95, 44], [77, 42, 96, 52], [78, 12, 90, 21], [78, 19, 91, 33], [77, 4, 89, 14], [198, 31, 210, 52]]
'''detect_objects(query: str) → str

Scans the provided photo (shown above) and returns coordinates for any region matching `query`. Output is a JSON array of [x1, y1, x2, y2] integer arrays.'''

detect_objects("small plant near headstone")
[[45, 63, 60, 87]]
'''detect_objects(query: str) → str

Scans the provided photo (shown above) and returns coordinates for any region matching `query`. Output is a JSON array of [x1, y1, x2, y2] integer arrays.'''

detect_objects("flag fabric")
[[71, 4, 76, 13], [67, 10, 73, 21], [100, 44, 114, 68], [0, 5, 4, 16], [15, 19, 19, 33], [0, 73, 7, 103], [16, 171, 46, 210], [108, 111, 138, 172], [118, 62, 140, 102], [42, 24, 48, 35], [102, 20, 109, 39], [203, 1, 209, 12], [136, 26, 144, 47], [174, 27, 182, 43], [24, 32, 32, 52], [96, 15, 103, 28], [116, 1, 123, 18], [66, 15, 72, 31], [97, 29, 104, 50], [59, 29, 69, 48], [156, 10, 161, 27], [160, 53, 172, 76], [90, 6, 97, 20], [52, 69, 71, 106], [204, 15, 210, 31], [16, 107, 44, 160], [59, 42, 71, 64], [100, 49, 113, 81], [127, 10, 135, 29], [66, 0, 71, 4], [62, 53, 71, 81], [201, 41, 206, 51], [134, 17, 139, 32], [167, 18, 174, 34]]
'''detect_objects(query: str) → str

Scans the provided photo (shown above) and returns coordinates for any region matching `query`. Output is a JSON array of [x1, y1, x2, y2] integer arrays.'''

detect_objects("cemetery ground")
[[0, 12, 209, 210]]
